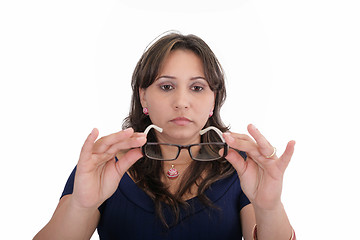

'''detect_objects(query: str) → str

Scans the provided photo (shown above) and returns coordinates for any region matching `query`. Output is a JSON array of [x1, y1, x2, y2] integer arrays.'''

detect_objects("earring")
[[209, 111, 213, 117], [143, 107, 149, 115]]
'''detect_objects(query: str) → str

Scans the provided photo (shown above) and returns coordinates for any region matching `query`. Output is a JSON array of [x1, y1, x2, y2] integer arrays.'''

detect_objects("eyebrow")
[[156, 75, 207, 81]]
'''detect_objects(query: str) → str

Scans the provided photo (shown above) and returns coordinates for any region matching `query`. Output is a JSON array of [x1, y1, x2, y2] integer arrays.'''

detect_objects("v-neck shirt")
[[61, 167, 250, 239]]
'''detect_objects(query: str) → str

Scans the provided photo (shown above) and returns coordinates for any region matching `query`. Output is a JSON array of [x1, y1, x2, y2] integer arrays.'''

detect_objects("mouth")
[[170, 117, 192, 126]]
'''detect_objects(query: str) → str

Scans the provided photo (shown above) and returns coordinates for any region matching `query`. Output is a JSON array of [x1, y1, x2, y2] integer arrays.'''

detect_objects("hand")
[[72, 128, 146, 209], [223, 124, 295, 210]]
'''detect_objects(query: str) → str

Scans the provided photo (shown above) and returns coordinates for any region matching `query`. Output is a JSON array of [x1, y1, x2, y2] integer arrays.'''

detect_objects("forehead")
[[158, 49, 205, 76]]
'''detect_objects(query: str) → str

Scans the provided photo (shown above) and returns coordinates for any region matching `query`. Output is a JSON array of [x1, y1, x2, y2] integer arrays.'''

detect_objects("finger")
[[79, 128, 99, 161], [223, 133, 263, 161], [93, 128, 135, 153], [94, 133, 146, 166], [278, 140, 296, 171], [247, 124, 275, 158], [225, 132, 254, 142], [115, 148, 144, 175], [225, 148, 247, 176], [104, 134, 147, 155]]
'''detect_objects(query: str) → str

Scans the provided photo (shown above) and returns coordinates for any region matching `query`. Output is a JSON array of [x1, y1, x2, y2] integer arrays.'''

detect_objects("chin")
[[163, 124, 201, 143]]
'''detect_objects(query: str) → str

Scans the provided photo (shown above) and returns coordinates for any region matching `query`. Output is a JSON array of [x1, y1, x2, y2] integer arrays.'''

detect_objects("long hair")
[[122, 32, 235, 227]]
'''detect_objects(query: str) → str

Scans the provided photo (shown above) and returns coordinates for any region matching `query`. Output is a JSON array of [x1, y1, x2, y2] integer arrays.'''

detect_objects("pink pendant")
[[166, 165, 179, 179]]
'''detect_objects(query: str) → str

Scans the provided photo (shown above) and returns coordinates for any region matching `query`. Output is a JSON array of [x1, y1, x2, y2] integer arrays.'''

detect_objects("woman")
[[34, 32, 296, 239]]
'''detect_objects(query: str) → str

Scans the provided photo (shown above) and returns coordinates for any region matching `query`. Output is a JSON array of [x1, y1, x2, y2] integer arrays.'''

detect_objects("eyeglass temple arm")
[[199, 126, 226, 143], [144, 124, 163, 135], [144, 125, 225, 143]]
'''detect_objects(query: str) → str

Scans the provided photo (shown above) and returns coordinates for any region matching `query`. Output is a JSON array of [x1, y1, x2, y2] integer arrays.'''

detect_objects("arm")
[[34, 128, 146, 239], [240, 204, 292, 240], [34, 195, 99, 240], [224, 124, 295, 240], [240, 204, 256, 240], [253, 203, 292, 240]]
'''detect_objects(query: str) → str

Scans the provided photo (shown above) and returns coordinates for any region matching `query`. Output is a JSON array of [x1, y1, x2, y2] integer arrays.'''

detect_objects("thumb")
[[80, 128, 99, 161]]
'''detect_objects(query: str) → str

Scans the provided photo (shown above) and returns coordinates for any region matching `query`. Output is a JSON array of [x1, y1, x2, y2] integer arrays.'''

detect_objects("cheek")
[[146, 92, 163, 111], [196, 103, 213, 120], [203, 95, 215, 114], [147, 100, 169, 122]]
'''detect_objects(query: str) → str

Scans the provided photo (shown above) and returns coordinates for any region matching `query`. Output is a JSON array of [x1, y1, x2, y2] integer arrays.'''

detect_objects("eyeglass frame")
[[141, 124, 229, 161]]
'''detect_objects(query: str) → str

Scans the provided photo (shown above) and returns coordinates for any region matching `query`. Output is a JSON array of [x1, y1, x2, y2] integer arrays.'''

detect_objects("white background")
[[1, 0, 359, 239]]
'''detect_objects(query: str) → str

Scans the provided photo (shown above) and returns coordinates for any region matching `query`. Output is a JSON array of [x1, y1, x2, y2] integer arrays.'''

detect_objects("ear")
[[139, 88, 147, 108]]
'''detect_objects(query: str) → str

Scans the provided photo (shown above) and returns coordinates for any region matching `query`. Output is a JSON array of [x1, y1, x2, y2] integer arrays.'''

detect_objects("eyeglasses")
[[142, 125, 228, 161]]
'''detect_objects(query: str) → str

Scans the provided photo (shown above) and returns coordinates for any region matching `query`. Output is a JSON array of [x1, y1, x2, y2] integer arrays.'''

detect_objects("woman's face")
[[139, 49, 215, 145]]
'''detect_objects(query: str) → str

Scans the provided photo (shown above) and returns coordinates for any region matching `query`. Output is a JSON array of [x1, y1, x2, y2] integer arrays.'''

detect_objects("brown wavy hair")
[[122, 32, 235, 227]]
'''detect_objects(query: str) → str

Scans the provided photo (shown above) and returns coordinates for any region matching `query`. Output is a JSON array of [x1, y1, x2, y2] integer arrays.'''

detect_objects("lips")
[[170, 117, 192, 126]]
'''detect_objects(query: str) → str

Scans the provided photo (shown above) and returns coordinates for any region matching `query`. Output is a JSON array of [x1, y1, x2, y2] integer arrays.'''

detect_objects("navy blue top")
[[61, 167, 250, 240]]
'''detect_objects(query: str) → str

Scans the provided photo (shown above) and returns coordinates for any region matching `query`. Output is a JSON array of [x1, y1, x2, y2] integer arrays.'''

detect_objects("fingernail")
[[136, 136, 146, 141], [123, 128, 133, 132]]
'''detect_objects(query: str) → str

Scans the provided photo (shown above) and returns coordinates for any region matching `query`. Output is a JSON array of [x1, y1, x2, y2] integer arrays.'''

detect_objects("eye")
[[160, 84, 174, 91], [191, 85, 204, 92]]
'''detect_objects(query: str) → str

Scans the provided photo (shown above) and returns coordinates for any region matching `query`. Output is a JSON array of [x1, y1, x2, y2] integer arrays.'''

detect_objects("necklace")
[[166, 164, 179, 179]]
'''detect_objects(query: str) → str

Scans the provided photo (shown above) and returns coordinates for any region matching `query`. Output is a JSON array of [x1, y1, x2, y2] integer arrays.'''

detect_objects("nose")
[[173, 88, 190, 110]]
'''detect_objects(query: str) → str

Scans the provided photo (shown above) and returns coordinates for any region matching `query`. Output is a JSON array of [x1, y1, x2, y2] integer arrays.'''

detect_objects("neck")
[[155, 130, 201, 146], [172, 150, 193, 165], [162, 152, 193, 181]]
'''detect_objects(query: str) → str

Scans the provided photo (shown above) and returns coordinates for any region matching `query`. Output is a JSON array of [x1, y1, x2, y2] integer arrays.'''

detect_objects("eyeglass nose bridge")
[[164, 144, 194, 161], [178, 144, 196, 161]]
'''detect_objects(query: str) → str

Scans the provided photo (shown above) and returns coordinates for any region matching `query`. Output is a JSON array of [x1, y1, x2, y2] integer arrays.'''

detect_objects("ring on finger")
[[265, 147, 277, 159]]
